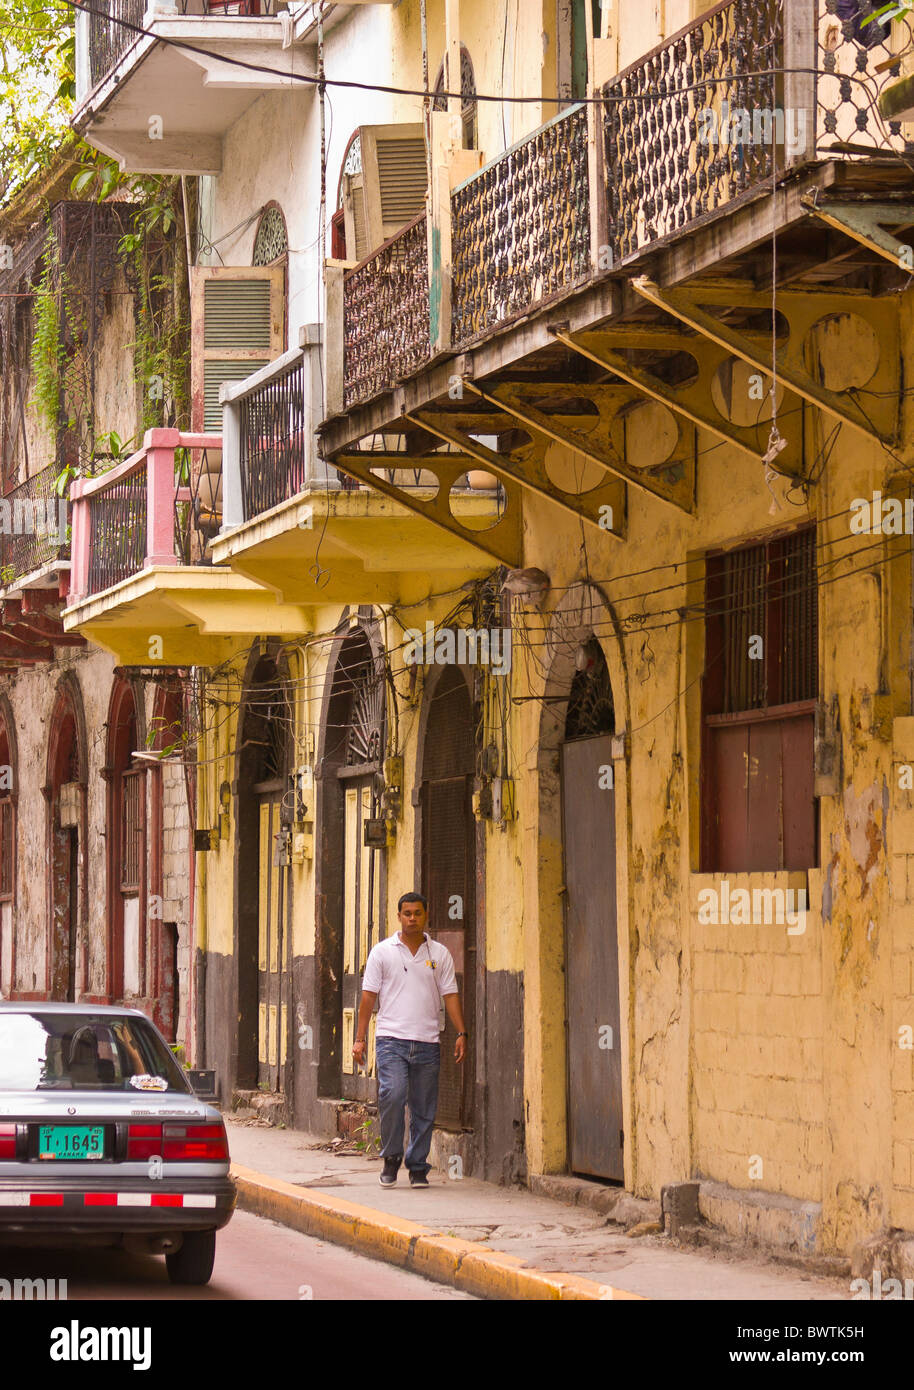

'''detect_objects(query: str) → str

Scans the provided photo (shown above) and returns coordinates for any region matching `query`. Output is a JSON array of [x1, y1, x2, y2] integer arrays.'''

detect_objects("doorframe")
[[533, 582, 634, 1186], [0, 691, 18, 997], [412, 661, 482, 1134], [233, 640, 292, 1094], [314, 610, 386, 1100], [45, 673, 88, 1002]]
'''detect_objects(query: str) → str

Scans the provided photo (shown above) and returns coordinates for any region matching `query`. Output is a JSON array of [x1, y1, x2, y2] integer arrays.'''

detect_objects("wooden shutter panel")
[[342, 172, 368, 265], [358, 124, 429, 251], [191, 266, 285, 431]]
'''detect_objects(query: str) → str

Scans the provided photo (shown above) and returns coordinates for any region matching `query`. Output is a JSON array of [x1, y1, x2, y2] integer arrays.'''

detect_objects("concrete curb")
[[231, 1164, 645, 1301]]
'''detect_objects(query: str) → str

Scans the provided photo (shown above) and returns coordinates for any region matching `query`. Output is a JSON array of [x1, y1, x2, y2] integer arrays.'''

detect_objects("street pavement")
[[0, 1208, 475, 1300], [226, 1118, 850, 1301]]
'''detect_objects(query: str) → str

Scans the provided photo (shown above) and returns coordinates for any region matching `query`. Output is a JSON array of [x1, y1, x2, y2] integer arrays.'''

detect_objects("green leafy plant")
[[862, 2, 911, 22], [92, 429, 135, 463], [351, 1119, 382, 1156], [29, 229, 64, 431]]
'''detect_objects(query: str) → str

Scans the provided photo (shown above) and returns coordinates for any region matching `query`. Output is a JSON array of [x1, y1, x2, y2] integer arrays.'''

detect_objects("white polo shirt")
[[362, 932, 458, 1044]]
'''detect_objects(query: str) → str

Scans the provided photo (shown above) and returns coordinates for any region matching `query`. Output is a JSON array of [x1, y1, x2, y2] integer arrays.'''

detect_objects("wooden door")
[[257, 794, 288, 1091], [561, 733, 623, 1180], [423, 773, 475, 1130], [340, 774, 381, 1100]]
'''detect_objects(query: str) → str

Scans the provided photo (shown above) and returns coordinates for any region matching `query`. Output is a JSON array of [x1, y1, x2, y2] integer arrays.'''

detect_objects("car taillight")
[[0, 1124, 16, 1159], [126, 1124, 162, 1160], [162, 1124, 227, 1161]]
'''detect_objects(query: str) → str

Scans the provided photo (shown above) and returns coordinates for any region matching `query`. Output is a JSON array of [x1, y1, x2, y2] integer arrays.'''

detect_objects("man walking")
[[353, 892, 467, 1187]]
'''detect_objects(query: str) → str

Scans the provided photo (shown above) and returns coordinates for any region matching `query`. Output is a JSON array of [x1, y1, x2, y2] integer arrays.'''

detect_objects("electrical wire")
[[56, 0, 910, 119]]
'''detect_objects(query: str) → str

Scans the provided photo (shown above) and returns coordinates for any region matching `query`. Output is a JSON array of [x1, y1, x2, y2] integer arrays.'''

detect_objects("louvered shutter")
[[191, 266, 285, 431], [357, 124, 429, 254]]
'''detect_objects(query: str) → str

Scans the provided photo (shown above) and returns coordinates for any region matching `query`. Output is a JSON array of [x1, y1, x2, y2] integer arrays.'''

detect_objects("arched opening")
[[417, 663, 476, 1130], [252, 202, 289, 344], [316, 622, 386, 1102], [46, 676, 86, 1003], [536, 585, 628, 1182], [0, 694, 17, 997], [105, 678, 145, 1003], [560, 638, 623, 1179], [235, 649, 292, 1094], [332, 131, 362, 262], [433, 45, 478, 150]]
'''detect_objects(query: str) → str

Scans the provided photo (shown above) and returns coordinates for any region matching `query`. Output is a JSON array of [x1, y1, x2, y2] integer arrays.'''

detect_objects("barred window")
[[702, 526, 818, 872]]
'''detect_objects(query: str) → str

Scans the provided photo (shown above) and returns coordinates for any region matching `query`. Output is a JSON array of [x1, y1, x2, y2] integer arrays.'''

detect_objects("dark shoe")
[[379, 1156, 401, 1186], [409, 1169, 430, 1187]]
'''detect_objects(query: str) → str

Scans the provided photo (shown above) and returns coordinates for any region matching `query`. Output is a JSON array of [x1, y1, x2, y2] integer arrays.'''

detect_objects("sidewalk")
[[226, 1118, 850, 1301]]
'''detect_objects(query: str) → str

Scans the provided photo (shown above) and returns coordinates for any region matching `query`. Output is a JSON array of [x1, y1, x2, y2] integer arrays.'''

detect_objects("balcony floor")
[[62, 564, 321, 667], [75, 17, 315, 174], [210, 486, 503, 605]]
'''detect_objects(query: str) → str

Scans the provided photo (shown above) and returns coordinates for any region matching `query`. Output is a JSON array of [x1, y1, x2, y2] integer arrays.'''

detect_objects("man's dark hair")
[[398, 891, 427, 912]]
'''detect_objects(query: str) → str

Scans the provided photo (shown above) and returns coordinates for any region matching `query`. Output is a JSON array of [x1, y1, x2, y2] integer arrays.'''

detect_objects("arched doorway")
[[316, 622, 386, 1102], [105, 678, 145, 1002], [417, 664, 476, 1131], [235, 649, 292, 1094], [0, 693, 17, 997], [561, 637, 622, 1180], [46, 676, 86, 1002]]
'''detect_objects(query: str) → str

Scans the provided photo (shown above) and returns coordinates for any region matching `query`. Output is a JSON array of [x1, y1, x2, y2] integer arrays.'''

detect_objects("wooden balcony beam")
[[802, 198, 914, 271], [463, 379, 694, 514], [552, 327, 806, 478], [405, 410, 627, 539], [630, 276, 898, 446], [329, 450, 524, 567]]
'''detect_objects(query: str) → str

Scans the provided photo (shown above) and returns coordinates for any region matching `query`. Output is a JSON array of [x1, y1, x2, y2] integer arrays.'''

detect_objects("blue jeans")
[[375, 1037, 440, 1174]]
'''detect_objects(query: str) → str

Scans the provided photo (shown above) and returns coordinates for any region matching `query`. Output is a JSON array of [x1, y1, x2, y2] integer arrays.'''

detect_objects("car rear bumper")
[[0, 1176, 235, 1235]]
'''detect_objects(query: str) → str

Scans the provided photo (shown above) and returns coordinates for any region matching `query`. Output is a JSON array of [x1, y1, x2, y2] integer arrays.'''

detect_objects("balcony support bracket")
[[553, 326, 806, 478], [330, 447, 524, 567], [403, 410, 628, 540], [463, 379, 694, 515], [803, 199, 914, 271], [629, 276, 898, 448]]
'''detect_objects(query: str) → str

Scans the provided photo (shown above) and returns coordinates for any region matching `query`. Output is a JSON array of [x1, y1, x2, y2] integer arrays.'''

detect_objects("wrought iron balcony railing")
[[451, 103, 591, 347], [603, 0, 914, 264], [238, 351, 310, 519], [343, 214, 431, 410], [86, 0, 287, 92], [0, 463, 70, 586], [88, 0, 145, 88], [330, 0, 913, 409], [68, 430, 221, 602]]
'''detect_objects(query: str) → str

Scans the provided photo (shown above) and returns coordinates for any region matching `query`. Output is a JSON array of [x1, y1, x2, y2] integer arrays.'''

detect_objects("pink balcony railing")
[[68, 428, 221, 604]]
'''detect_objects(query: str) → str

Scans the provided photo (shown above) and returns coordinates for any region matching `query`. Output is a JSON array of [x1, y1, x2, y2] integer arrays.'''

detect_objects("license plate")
[[38, 1126, 105, 1161]]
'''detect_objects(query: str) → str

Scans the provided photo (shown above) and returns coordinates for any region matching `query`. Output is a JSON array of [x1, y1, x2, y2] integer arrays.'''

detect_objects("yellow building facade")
[[65, 0, 914, 1260]]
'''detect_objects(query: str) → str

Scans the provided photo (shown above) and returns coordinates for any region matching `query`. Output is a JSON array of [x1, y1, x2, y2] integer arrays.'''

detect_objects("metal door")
[[340, 773, 381, 1100], [561, 733, 623, 1180], [257, 794, 288, 1091], [423, 773, 475, 1130]]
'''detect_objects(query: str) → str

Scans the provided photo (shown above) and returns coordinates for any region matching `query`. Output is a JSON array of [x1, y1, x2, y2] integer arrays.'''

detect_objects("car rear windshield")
[[0, 1014, 191, 1093]]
